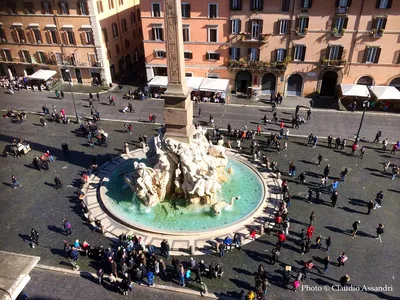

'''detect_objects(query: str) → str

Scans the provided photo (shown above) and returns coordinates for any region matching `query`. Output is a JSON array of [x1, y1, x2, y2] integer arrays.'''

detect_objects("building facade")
[[141, 0, 400, 97], [0, 0, 142, 85]]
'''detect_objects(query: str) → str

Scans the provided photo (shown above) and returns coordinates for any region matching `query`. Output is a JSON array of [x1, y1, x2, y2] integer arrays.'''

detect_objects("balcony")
[[228, 58, 287, 72], [370, 29, 384, 38], [331, 28, 345, 37], [295, 28, 308, 36], [239, 32, 268, 43], [320, 59, 346, 69]]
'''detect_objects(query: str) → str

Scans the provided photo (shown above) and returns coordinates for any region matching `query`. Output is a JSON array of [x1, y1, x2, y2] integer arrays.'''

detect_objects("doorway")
[[75, 69, 83, 84], [261, 73, 276, 94], [320, 71, 338, 96], [286, 74, 303, 96], [235, 71, 252, 93]]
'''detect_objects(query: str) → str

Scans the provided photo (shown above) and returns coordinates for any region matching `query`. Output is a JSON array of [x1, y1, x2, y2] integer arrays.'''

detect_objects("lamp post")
[[355, 98, 370, 144], [64, 69, 80, 124]]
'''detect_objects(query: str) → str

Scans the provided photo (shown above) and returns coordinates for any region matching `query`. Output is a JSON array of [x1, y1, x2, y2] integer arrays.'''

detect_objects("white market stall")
[[369, 85, 400, 111], [27, 70, 58, 91], [339, 84, 370, 98], [198, 78, 230, 103]]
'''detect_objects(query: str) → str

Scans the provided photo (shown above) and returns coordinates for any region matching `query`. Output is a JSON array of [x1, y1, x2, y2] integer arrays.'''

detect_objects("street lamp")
[[355, 98, 370, 144], [64, 69, 80, 124]]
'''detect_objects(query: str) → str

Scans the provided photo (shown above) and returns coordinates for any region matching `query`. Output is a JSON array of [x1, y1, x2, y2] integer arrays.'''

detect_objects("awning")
[[369, 86, 400, 101], [186, 77, 204, 90], [199, 78, 229, 92], [148, 76, 168, 87], [28, 70, 57, 81], [340, 84, 370, 98]]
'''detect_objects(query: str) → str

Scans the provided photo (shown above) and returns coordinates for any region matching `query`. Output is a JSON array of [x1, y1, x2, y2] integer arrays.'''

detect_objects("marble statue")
[[211, 196, 241, 216]]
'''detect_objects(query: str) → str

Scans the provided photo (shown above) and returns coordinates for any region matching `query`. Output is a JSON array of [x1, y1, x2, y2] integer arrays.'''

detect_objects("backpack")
[[65, 222, 71, 229]]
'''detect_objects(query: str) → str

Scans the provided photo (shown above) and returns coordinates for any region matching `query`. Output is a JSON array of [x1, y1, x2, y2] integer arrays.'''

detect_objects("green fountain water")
[[102, 157, 264, 233]]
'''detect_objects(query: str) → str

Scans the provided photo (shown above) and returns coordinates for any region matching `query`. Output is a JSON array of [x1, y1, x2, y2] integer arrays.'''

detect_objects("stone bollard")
[[260, 223, 265, 235], [215, 241, 220, 253], [190, 245, 195, 256]]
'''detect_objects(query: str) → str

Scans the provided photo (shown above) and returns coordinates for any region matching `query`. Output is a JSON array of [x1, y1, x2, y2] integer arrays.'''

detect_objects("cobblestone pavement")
[[0, 115, 399, 300]]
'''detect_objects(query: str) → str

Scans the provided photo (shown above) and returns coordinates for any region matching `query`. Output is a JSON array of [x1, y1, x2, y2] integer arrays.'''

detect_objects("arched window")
[[112, 23, 119, 38], [121, 19, 127, 33], [102, 28, 108, 43], [357, 76, 374, 86]]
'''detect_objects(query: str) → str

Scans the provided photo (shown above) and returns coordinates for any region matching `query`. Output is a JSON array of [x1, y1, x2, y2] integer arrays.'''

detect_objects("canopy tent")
[[369, 86, 400, 101], [28, 70, 57, 81], [199, 78, 229, 92], [186, 77, 203, 90], [147, 76, 168, 88], [340, 84, 370, 98]]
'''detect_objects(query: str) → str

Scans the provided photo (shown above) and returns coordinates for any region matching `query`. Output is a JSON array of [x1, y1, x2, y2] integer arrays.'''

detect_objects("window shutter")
[[248, 48, 251, 59], [238, 48, 241, 58], [335, 0, 339, 7], [27, 30, 34, 44], [343, 17, 348, 29], [19, 50, 24, 61], [238, 0, 242, 10], [382, 18, 387, 29], [271, 49, 277, 62], [58, 2, 62, 14], [80, 32, 87, 45], [301, 0, 305, 7], [309, 0, 313, 8], [338, 46, 344, 60], [41, 2, 45, 13], [348, 0, 352, 7], [187, 4, 191, 17], [371, 18, 377, 30], [250, 0, 254, 11], [376, 0, 381, 8], [216, 53, 220, 60], [374, 47, 381, 63], [325, 46, 331, 59], [362, 47, 368, 63], [260, 0, 264, 10], [66, 3, 70, 14], [206, 52, 210, 60], [229, 47, 232, 58], [45, 30, 52, 43], [305, 18, 309, 29], [387, 0, 392, 8], [295, 18, 299, 30], [61, 31, 68, 44], [238, 20, 242, 32], [260, 21, 263, 33], [290, 47, 295, 60], [77, 2, 81, 14], [160, 28, 164, 41], [301, 46, 306, 61]]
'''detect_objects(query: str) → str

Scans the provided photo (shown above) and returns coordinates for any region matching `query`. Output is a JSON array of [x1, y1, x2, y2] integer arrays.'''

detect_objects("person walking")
[[96, 92, 100, 102], [325, 236, 331, 252], [337, 252, 348, 267], [306, 225, 314, 239], [340, 274, 350, 287], [309, 211, 315, 226], [307, 188, 313, 204], [359, 146, 366, 159], [367, 200, 374, 215], [331, 191, 338, 207], [317, 154, 322, 166], [89, 98, 94, 108], [323, 256, 330, 273], [323, 164, 330, 178], [383, 161, 390, 173], [315, 235, 322, 250], [351, 143, 358, 155], [340, 168, 348, 182], [54, 176, 63, 189], [30, 228, 39, 247], [327, 135, 333, 148], [376, 223, 384, 241], [270, 248, 280, 265], [306, 108, 311, 120], [392, 165, 399, 180], [97, 268, 104, 286], [374, 191, 383, 209], [351, 220, 360, 238], [11, 175, 21, 189], [373, 130, 382, 143], [382, 138, 388, 150], [63, 218, 72, 237], [128, 102, 135, 113], [198, 107, 201, 118], [60, 90, 64, 100]]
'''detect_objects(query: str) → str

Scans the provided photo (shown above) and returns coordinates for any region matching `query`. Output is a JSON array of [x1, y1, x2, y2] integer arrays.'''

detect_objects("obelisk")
[[163, 0, 194, 143]]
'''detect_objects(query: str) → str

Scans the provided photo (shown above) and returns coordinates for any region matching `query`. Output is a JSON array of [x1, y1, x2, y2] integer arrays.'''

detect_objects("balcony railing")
[[320, 59, 346, 68], [336, 6, 349, 14], [370, 29, 384, 38], [331, 28, 345, 37], [238, 32, 268, 43], [228, 58, 287, 71], [295, 28, 308, 36]]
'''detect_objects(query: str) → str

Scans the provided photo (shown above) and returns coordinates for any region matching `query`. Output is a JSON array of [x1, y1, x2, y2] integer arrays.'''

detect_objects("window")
[[208, 27, 217, 42], [293, 45, 306, 61], [300, 0, 312, 9], [22, 50, 31, 62], [208, 73, 219, 78], [208, 3, 218, 18], [152, 27, 164, 41], [2, 49, 12, 61], [231, 0, 242, 10], [327, 45, 343, 60], [297, 16, 309, 34], [24, 2, 35, 14], [276, 48, 286, 62], [38, 51, 47, 63], [282, 0, 290, 11], [184, 51, 192, 59], [85, 31, 94, 44], [0, 27, 7, 42], [102, 28, 108, 43], [108, 0, 114, 9], [6, 1, 17, 14], [251, 20, 262, 39], [125, 39, 130, 47], [155, 50, 166, 58], [97, 0, 103, 13], [16, 28, 26, 43], [231, 19, 241, 34], [112, 23, 119, 37], [377, 0, 392, 9], [88, 53, 97, 65], [182, 3, 190, 18], [116, 44, 120, 54], [207, 52, 220, 60], [119, 0, 124, 5], [137, 9, 141, 21], [185, 72, 193, 77], [50, 30, 58, 43], [59, 2, 69, 14], [42, 1, 52, 14], [78, 1, 88, 15], [182, 26, 190, 42], [364, 46, 381, 63], [249, 48, 259, 61], [33, 29, 42, 44], [372, 17, 387, 35], [251, 0, 263, 11], [67, 31, 75, 44], [131, 12, 136, 24], [334, 16, 348, 33], [121, 19, 127, 33], [335, 0, 351, 13], [152, 3, 161, 17], [229, 47, 240, 60], [279, 19, 289, 34]]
